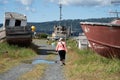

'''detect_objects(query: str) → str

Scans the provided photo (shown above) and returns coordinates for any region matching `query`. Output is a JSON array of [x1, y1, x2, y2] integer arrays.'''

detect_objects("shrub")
[[36, 33, 48, 39]]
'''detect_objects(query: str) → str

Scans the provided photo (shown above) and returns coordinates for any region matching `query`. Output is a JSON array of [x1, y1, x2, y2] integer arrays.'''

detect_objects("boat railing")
[[80, 21, 120, 27]]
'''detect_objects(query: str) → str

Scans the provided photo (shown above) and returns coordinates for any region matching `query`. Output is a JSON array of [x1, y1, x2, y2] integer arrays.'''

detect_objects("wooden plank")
[[0, 30, 6, 40]]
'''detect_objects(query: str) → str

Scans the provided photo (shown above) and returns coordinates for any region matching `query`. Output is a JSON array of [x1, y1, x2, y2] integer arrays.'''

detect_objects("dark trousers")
[[58, 50, 66, 61]]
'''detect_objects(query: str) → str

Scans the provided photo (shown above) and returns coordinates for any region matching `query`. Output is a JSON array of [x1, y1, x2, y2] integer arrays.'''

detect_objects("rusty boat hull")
[[80, 20, 120, 58]]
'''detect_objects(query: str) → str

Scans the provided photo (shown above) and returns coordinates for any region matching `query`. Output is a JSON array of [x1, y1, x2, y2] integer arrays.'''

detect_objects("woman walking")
[[56, 38, 67, 66]]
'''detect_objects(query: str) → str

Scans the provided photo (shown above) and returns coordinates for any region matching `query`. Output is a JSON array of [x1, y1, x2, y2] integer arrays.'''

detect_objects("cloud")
[[48, 0, 120, 6], [16, 0, 33, 6], [16, 0, 36, 12], [0, 0, 8, 4], [25, 6, 36, 12]]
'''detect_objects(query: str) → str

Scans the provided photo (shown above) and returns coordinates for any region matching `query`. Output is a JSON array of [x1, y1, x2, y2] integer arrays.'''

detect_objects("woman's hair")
[[59, 38, 64, 41]]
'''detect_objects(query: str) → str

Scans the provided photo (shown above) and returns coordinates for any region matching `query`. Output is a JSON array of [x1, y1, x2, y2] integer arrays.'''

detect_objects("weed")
[[0, 42, 37, 73], [65, 39, 120, 80]]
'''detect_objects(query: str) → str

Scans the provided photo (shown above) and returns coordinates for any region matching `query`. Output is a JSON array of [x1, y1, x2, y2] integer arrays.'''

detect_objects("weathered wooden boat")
[[80, 19, 120, 58], [3, 12, 32, 45]]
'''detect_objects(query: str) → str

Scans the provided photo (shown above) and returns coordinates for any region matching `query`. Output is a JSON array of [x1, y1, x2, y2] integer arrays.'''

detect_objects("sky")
[[0, 0, 120, 23]]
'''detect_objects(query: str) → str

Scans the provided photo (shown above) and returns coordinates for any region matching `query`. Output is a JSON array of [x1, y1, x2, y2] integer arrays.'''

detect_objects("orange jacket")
[[56, 41, 67, 52]]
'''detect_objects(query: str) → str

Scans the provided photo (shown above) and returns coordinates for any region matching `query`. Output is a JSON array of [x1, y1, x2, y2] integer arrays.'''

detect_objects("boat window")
[[5, 19, 10, 26], [15, 20, 21, 26], [57, 28, 59, 30], [61, 32, 66, 34]]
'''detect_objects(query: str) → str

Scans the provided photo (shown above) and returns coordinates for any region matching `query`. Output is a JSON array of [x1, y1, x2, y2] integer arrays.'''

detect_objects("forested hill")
[[28, 17, 115, 35], [0, 17, 115, 36], [0, 17, 115, 35]]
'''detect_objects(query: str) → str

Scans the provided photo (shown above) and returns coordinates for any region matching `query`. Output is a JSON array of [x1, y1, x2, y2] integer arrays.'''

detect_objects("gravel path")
[[33, 39, 66, 80], [0, 39, 66, 80], [40, 62, 65, 80], [0, 63, 34, 80]]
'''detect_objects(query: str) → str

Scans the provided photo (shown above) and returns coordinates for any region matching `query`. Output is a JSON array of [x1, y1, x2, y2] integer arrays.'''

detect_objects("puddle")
[[32, 59, 55, 64], [23, 59, 55, 64]]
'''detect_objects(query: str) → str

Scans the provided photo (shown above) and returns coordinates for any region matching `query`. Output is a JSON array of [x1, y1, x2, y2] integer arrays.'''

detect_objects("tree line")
[[28, 17, 115, 34], [0, 17, 116, 34]]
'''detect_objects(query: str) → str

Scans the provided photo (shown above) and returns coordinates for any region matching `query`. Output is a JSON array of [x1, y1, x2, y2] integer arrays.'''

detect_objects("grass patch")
[[0, 42, 37, 73], [17, 64, 47, 80], [64, 39, 120, 80]]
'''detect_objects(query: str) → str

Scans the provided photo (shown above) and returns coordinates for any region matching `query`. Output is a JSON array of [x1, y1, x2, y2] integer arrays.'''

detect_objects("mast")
[[59, 0, 62, 26], [110, 1, 120, 19], [109, 10, 120, 19]]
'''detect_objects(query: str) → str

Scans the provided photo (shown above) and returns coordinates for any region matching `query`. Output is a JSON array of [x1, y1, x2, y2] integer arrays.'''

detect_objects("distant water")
[[28, 22, 82, 36]]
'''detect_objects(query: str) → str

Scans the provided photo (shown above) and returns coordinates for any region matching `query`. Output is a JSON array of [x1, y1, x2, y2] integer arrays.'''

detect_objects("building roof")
[[5, 12, 27, 20]]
